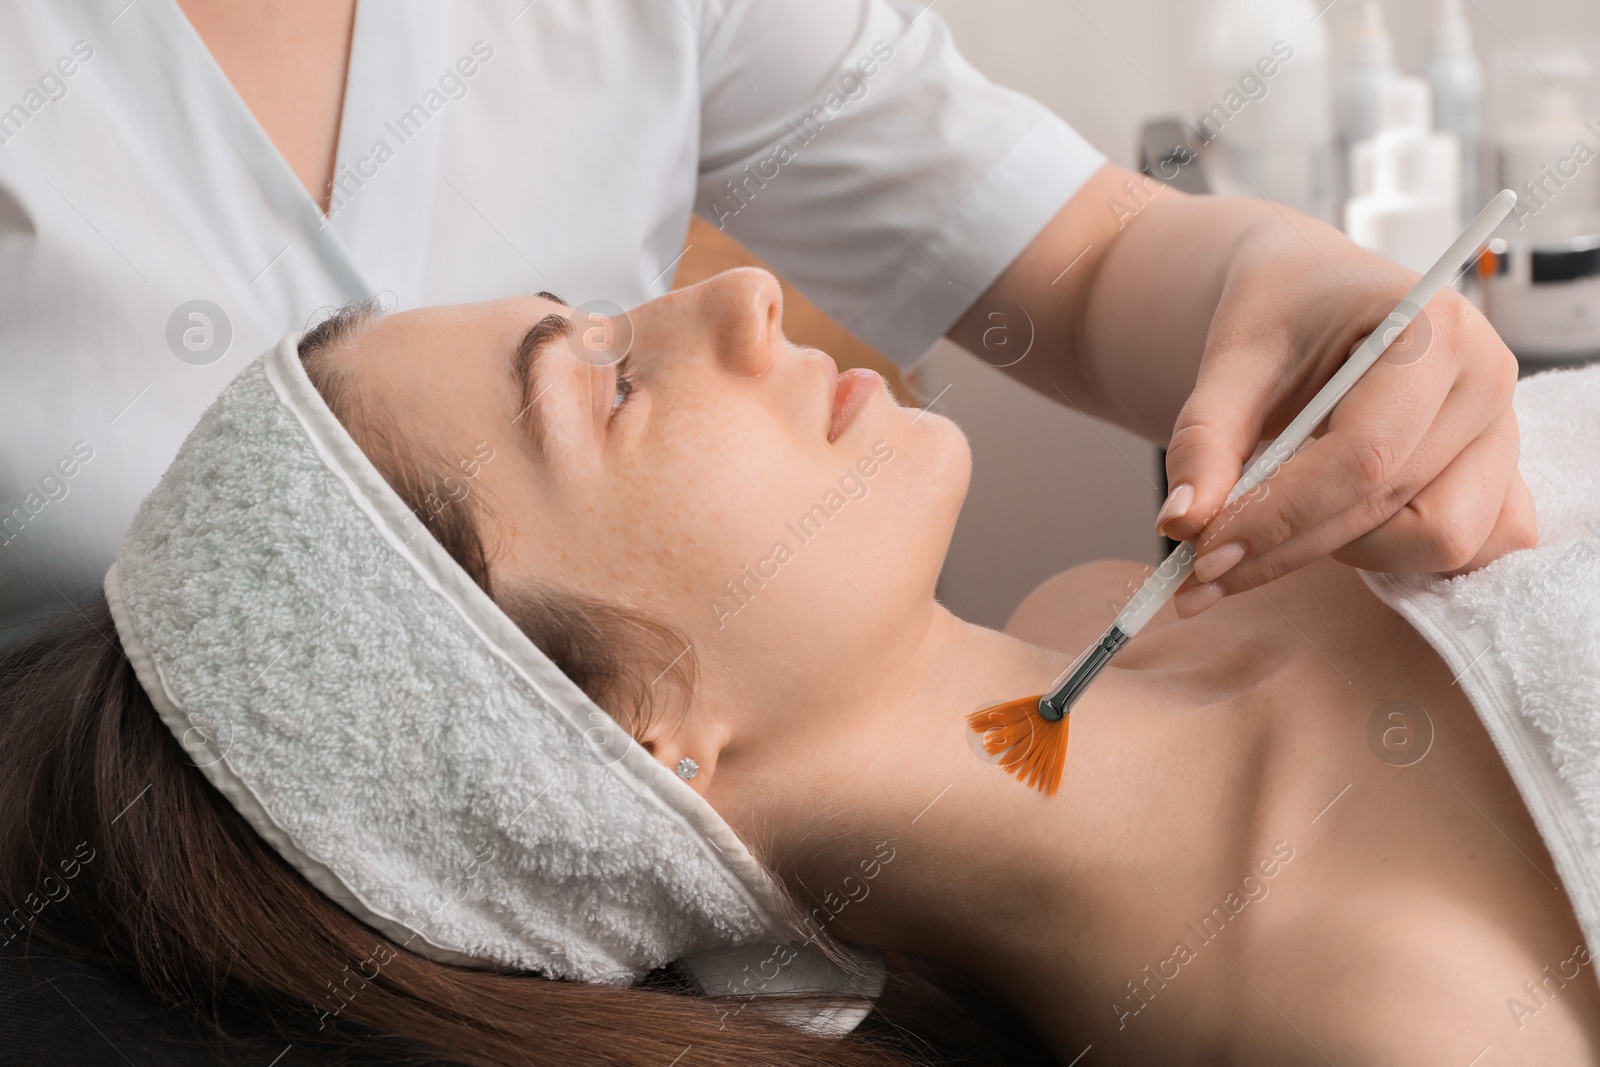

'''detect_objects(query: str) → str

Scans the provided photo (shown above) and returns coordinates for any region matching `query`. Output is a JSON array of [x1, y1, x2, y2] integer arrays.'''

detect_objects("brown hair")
[[0, 300, 1058, 1065]]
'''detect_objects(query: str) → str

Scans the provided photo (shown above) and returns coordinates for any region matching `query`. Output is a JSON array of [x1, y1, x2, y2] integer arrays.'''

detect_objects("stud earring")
[[676, 757, 699, 781]]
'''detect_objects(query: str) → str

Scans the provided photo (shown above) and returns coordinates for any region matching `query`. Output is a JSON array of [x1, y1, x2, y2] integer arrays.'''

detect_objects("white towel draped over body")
[[1359, 362, 1600, 986]]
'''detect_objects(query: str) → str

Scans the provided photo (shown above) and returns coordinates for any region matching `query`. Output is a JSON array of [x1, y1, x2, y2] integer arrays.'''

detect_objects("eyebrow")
[[510, 292, 573, 458]]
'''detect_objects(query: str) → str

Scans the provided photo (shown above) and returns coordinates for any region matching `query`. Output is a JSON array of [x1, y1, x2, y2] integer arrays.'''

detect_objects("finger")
[[1156, 342, 1282, 541], [1172, 324, 1456, 552], [1219, 412, 1519, 597], [1196, 308, 1512, 561], [1271, 349, 1519, 574], [1247, 300, 1520, 570], [1440, 468, 1538, 575], [1331, 422, 1537, 575], [1161, 291, 1455, 544], [1194, 377, 1511, 593]]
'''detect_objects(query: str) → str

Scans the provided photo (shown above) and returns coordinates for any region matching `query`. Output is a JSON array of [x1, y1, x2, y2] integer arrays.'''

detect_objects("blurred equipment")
[[1483, 37, 1600, 371], [1490, 40, 1600, 243], [1139, 118, 1211, 195], [1189, 0, 1334, 222], [1344, 77, 1462, 273], [1425, 0, 1485, 224], [1480, 235, 1600, 371], [1336, 1, 1400, 219], [1140, 117, 1215, 557]]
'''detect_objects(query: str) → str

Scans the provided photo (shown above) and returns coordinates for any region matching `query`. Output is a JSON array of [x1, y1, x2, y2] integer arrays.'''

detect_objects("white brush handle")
[[1111, 188, 1518, 637]]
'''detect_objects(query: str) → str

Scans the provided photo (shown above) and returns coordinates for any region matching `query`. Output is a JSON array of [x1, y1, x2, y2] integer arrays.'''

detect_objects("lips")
[[828, 368, 881, 443]]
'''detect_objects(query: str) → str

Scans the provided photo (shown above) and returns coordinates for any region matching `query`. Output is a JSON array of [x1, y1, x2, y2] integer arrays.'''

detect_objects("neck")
[[737, 603, 1150, 1033]]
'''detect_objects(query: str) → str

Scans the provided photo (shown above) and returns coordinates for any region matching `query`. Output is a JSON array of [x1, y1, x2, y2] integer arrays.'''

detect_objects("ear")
[[637, 717, 734, 797]]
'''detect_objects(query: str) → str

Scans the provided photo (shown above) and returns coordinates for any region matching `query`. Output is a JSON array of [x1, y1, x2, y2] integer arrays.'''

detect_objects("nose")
[[685, 267, 783, 378]]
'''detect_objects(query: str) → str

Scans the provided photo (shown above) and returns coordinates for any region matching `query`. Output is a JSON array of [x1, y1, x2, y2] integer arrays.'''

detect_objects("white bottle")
[[1496, 81, 1600, 242], [1335, 2, 1398, 220], [1425, 0, 1484, 222], [1190, 0, 1334, 223], [1345, 77, 1462, 274]]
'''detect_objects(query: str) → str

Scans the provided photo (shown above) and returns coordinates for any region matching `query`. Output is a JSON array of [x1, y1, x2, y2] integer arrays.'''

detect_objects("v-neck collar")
[[321, 0, 454, 307], [149, 0, 454, 308]]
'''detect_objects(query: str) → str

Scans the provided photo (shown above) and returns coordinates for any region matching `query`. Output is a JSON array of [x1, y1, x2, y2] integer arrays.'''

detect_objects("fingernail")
[[1174, 580, 1224, 617], [1155, 482, 1193, 537], [1193, 540, 1246, 584]]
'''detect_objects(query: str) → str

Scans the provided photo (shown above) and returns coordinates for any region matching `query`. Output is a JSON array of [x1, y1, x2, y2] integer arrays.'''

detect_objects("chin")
[[882, 408, 971, 532], [830, 413, 968, 608], [918, 410, 973, 501]]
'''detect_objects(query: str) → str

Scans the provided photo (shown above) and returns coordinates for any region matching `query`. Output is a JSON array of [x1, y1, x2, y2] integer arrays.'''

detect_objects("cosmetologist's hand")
[[1154, 220, 1538, 617], [944, 162, 1536, 619]]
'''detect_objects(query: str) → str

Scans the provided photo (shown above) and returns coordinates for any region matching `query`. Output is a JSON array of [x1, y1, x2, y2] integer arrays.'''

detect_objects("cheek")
[[689, 424, 970, 652], [540, 415, 820, 616], [600, 452, 816, 614]]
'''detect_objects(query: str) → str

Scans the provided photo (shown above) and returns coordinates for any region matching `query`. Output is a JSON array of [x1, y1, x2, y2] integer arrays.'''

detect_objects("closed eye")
[[509, 313, 573, 460], [611, 355, 637, 418]]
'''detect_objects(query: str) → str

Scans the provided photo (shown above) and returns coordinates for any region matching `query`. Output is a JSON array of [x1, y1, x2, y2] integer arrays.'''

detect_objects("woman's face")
[[336, 268, 972, 754]]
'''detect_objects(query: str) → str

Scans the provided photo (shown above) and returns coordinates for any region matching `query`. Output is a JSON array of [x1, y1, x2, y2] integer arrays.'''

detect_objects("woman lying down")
[[3, 267, 1599, 1066]]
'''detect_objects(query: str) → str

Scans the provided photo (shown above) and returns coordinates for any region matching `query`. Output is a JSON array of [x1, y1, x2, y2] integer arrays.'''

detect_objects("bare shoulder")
[[1255, 894, 1600, 1065], [1003, 558, 1181, 653]]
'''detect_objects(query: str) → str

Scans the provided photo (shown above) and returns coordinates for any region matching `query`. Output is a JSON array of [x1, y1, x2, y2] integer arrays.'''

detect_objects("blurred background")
[[676, 0, 1600, 629]]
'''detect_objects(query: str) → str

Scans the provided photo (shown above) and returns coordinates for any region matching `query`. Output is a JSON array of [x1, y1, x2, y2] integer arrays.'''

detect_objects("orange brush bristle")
[[966, 696, 1069, 796]]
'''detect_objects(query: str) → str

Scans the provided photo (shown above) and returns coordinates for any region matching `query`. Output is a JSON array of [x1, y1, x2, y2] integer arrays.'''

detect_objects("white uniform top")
[[0, 0, 1105, 646]]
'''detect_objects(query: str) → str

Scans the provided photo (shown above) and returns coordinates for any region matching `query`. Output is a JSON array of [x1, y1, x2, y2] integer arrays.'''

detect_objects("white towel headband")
[[101, 331, 884, 1037]]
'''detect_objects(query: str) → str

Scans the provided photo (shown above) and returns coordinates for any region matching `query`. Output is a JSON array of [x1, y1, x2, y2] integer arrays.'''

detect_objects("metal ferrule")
[[1038, 625, 1130, 721]]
